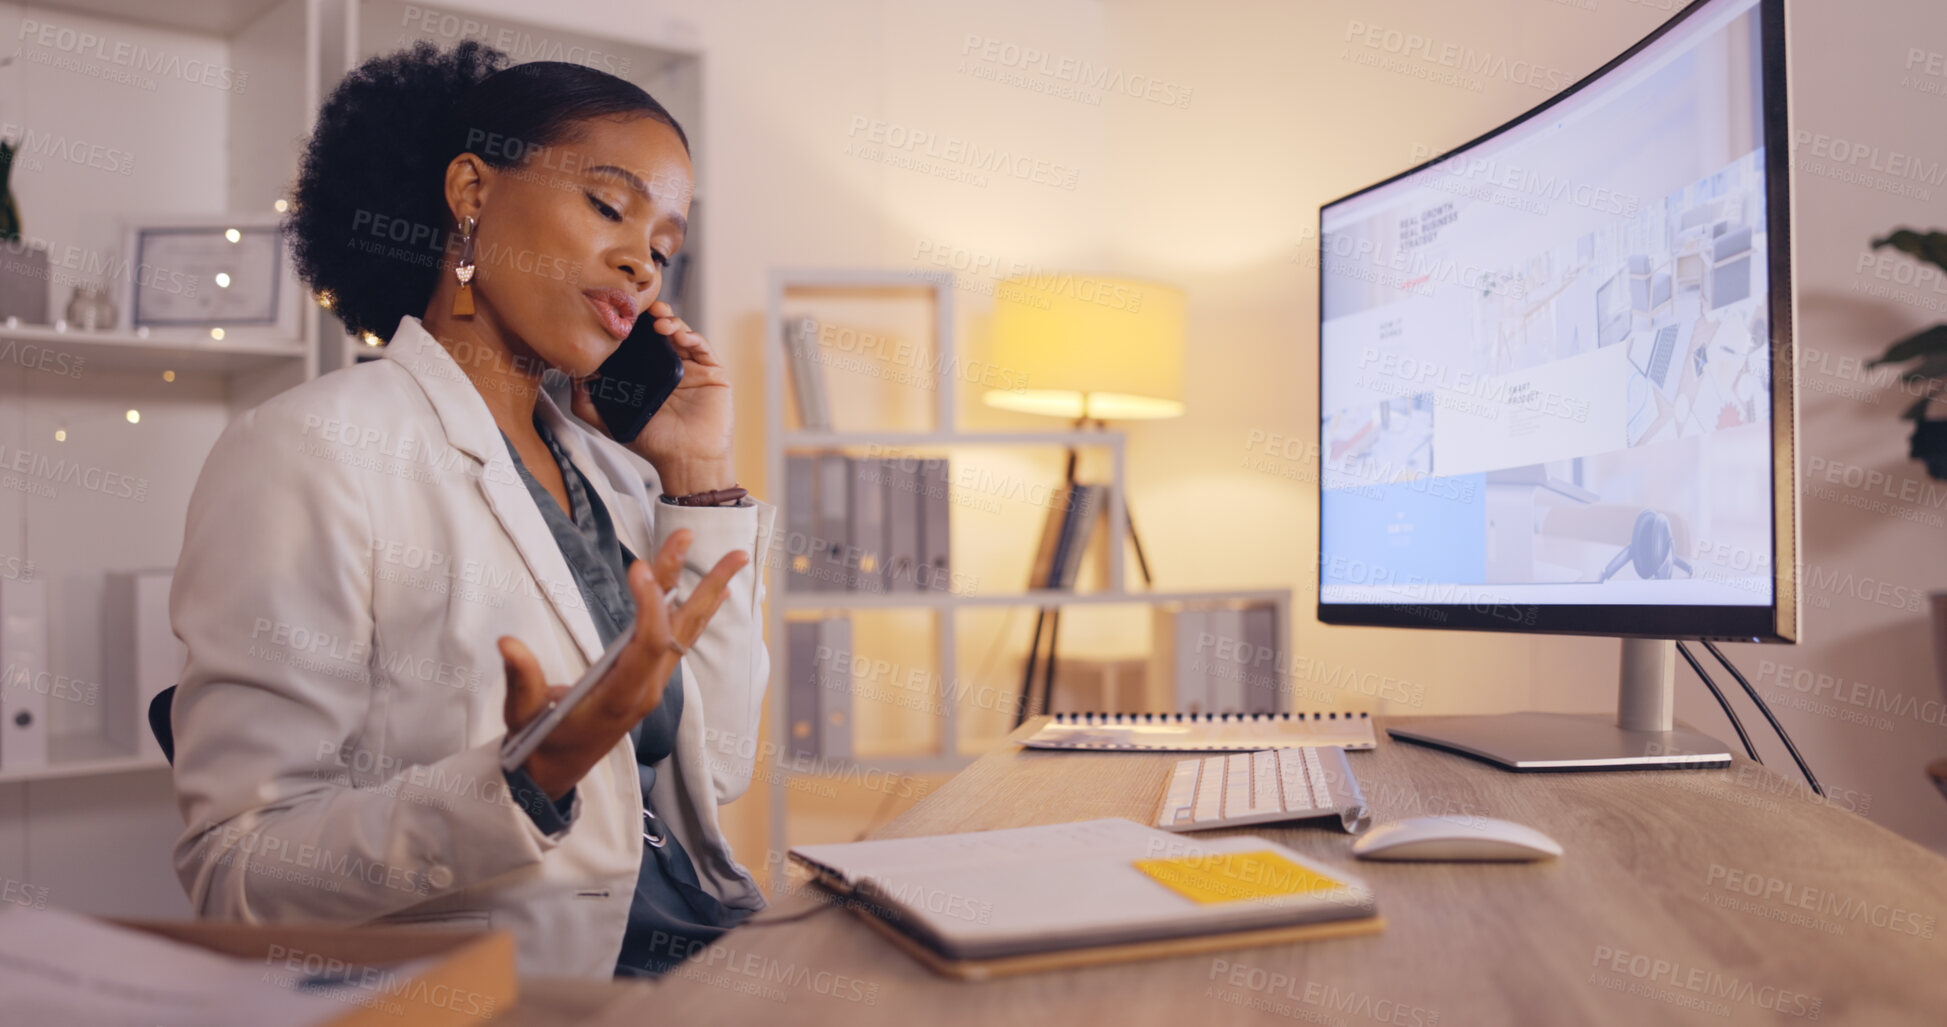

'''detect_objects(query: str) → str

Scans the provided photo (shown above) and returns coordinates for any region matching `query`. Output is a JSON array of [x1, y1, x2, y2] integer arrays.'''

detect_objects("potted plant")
[[0, 136, 51, 325], [1866, 228, 1947, 479]]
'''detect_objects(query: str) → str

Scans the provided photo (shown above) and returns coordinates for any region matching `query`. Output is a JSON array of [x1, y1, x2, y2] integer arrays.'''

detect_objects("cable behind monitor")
[[1702, 639, 1824, 797], [1677, 641, 1761, 764]]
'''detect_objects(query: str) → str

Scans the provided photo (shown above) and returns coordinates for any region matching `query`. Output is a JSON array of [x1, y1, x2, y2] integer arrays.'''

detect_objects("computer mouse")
[[1351, 815, 1563, 862]]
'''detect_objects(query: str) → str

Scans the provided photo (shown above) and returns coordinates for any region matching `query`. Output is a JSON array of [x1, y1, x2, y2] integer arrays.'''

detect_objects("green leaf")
[[1869, 324, 1947, 367], [1901, 352, 1947, 383], [1871, 228, 1947, 277]]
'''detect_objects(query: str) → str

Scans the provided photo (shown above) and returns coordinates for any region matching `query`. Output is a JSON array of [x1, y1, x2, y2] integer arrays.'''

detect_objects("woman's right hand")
[[497, 529, 750, 801]]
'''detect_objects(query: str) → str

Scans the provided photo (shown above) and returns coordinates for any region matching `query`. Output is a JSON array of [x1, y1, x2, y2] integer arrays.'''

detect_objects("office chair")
[[1627, 254, 1653, 313], [1679, 198, 1722, 233], [1595, 271, 1631, 347], [1710, 225, 1754, 309], [1598, 509, 1694, 582], [1675, 249, 1707, 296], [148, 685, 177, 765]]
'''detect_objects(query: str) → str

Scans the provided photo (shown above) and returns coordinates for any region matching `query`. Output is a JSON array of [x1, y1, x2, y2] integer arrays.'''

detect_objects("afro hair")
[[285, 40, 687, 342]]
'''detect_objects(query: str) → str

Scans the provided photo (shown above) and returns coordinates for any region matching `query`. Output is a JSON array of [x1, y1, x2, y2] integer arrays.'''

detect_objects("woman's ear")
[[443, 151, 490, 228]]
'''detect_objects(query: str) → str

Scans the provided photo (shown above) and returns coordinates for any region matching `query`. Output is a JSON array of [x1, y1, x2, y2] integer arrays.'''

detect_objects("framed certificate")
[[124, 214, 300, 340]]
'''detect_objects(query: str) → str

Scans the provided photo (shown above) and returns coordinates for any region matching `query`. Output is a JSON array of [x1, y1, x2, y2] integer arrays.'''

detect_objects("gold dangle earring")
[[452, 214, 477, 316]]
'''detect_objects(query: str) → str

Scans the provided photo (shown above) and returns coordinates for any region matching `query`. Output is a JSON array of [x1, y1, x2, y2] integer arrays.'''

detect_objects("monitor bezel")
[[1314, 0, 1797, 643]]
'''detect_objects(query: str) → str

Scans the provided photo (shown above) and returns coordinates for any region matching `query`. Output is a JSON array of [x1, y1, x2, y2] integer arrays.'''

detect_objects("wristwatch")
[[659, 485, 748, 507]]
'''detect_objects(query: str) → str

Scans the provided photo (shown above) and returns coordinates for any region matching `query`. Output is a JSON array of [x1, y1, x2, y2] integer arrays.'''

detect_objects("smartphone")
[[500, 620, 638, 775], [590, 307, 685, 444]]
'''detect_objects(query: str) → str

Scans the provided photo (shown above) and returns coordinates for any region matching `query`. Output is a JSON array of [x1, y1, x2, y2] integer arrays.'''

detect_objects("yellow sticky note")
[[1134, 849, 1346, 905]]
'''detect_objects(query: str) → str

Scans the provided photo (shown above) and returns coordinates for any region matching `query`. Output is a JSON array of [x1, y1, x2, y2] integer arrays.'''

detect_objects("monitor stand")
[[1386, 638, 1733, 771]]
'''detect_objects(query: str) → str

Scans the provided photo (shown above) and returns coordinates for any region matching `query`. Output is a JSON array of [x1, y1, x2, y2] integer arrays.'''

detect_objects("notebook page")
[[1024, 714, 1376, 751], [0, 906, 353, 1027], [789, 818, 1159, 884]]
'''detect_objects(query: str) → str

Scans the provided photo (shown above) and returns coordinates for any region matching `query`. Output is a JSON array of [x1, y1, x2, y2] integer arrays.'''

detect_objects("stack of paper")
[[0, 906, 382, 1027]]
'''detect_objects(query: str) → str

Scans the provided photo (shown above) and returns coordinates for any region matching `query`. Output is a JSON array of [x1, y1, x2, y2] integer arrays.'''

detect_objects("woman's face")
[[464, 115, 691, 378]]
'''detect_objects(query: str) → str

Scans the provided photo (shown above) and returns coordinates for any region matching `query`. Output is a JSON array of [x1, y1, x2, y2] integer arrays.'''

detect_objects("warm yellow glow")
[[162, 370, 175, 382], [53, 429, 65, 442], [224, 228, 241, 243], [214, 272, 231, 288], [985, 390, 1185, 419], [210, 327, 225, 340], [316, 290, 335, 309], [983, 274, 1187, 420], [273, 198, 289, 213], [361, 332, 383, 347], [125, 409, 140, 424]]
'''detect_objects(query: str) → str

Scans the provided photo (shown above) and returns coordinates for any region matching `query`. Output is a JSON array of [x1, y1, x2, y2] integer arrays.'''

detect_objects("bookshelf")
[[761, 269, 1292, 854], [0, 0, 338, 924], [0, 0, 326, 790]]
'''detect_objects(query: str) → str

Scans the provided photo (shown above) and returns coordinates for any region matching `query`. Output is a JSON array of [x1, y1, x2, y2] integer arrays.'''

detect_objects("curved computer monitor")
[[1318, 0, 1795, 645], [1315, 0, 1795, 769]]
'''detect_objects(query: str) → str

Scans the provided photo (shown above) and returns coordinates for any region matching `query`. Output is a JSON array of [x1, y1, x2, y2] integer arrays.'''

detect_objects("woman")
[[167, 41, 774, 980]]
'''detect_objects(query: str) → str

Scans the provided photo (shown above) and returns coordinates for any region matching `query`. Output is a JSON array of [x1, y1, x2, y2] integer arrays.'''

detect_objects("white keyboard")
[[1153, 746, 1370, 834]]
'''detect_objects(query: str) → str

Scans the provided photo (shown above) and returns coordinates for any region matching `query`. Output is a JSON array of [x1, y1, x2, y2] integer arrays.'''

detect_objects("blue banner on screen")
[[1321, 477, 1488, 591]]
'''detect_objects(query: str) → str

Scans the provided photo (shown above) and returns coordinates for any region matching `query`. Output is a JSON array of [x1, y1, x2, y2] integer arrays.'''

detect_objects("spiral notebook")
[[1022, 711, 1376, 752]]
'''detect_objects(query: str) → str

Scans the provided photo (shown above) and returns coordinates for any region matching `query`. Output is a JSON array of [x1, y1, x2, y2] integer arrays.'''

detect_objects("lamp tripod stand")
[[1012, 418, 1153, 728]]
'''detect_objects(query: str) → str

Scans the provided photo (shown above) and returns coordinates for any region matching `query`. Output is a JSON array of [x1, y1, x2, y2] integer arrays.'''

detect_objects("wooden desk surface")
[[579, 716, 1947, 1026]]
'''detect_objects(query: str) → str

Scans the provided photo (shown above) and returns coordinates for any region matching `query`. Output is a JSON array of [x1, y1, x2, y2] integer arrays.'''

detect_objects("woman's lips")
[[582, 289, 638, 340]]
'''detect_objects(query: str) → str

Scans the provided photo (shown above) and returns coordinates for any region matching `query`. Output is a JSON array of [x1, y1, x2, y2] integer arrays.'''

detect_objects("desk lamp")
[[984, 274, 1185, 724]]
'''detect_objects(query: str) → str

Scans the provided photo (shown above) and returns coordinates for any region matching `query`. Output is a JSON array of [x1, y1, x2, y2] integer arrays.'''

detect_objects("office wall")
[[435, 0, 1947, 856]]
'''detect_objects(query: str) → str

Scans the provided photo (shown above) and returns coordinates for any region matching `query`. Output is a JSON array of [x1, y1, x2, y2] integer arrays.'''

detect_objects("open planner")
[[1022, 711, 1377, 752], [788, 818, 1381, 980]]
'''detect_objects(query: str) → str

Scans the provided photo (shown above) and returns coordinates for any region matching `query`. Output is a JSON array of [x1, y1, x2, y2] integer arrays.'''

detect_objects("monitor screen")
[[1317, 0, 1794, 641]]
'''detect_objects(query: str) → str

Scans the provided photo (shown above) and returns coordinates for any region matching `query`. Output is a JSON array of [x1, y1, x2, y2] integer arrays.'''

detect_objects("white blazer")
[[168, 313, 775, 978]]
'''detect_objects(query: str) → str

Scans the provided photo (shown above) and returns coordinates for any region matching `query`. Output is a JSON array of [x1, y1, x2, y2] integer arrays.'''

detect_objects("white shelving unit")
[[762, 269, 1292, 854], [0, 324, 308, 375], [0, 0, 324, 792], [0, 734, 168, 786], [0, 0, 334, 920]]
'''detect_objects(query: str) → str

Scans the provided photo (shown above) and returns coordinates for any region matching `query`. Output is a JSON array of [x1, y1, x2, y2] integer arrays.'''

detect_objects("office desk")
[[577, 716, 1947, 1026]]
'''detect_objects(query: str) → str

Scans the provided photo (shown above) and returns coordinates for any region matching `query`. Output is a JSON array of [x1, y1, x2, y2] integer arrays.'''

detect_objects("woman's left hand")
[[572, 300, 735, 494]]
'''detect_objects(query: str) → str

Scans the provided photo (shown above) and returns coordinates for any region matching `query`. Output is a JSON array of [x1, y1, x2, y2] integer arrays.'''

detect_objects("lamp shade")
[[982, 274, 1185, 420]]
